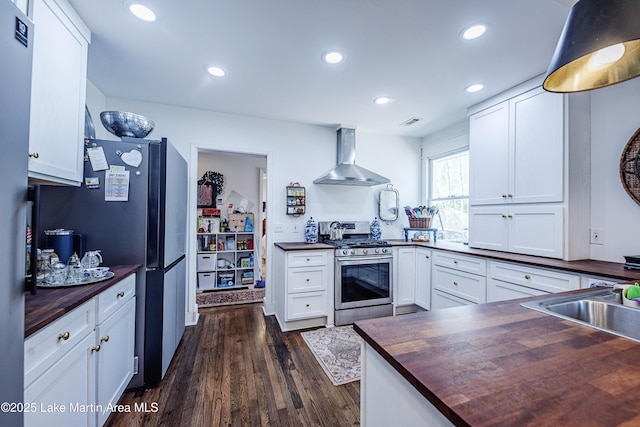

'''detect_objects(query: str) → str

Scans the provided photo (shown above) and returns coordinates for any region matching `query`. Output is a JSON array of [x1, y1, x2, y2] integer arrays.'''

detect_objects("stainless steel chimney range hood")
[[313, 128, 390, 186]]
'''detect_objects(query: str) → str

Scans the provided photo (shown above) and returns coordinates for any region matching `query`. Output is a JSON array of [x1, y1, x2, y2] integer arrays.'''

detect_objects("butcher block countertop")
[[390, 240, 640, 282], [24, 264, 141, 338], [274, 242, 333, 251], [354, 294, 640, 427]]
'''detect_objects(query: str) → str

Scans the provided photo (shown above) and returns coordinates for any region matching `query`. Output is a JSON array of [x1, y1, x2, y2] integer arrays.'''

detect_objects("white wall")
[[86, 87, 422, 319], [590, 77, 640, 263]]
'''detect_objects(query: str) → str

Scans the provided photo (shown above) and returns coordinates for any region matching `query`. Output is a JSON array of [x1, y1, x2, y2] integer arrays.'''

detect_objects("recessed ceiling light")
[[207, 66, 226, 77], [322, 51, 345, 64], [465, 84, 484, 93], [461, 24, 487, 40], [374, 96, 391, 105], [128, 4, 156, 22]]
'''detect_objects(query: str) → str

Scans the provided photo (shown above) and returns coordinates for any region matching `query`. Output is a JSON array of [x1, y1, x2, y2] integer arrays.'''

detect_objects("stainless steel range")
[[319, 221, 393, 326]]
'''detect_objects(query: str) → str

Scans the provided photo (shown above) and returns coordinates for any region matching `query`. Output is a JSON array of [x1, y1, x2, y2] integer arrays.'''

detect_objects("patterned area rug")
[[197, 288, 265, 307], [301, 326, 361, 386]]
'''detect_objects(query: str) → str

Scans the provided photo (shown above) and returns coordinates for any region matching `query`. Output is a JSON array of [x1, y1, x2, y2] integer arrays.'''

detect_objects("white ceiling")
[[68, 0, 573, 138]]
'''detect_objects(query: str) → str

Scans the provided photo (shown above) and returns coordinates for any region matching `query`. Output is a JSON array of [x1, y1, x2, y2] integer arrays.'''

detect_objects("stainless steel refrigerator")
[[0, 1, 32, 426], [39, 137, 188, 387]]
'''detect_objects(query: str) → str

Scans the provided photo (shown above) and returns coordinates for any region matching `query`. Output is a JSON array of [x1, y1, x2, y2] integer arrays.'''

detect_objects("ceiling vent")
[[400, 117, 423, 127]]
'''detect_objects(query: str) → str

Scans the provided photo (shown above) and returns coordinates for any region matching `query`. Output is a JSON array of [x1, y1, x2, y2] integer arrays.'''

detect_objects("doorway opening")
[[194, 150, 267, 308]]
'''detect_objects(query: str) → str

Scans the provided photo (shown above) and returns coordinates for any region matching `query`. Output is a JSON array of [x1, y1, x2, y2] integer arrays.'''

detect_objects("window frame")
[[426, 148, 469, 240]]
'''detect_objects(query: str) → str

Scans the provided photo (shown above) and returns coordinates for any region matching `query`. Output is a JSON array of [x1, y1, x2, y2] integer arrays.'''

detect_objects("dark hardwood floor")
[[106, 303, 360, 426]]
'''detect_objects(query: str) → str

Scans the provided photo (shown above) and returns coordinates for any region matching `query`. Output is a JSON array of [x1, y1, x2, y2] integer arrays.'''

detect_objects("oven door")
[[335, 255, 393, 309]]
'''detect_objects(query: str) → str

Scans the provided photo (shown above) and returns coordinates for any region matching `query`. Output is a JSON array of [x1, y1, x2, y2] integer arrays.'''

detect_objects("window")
[[428, 150, 469, 242]]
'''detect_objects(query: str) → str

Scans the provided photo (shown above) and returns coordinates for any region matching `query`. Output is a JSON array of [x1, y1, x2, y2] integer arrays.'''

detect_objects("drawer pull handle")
[[117, 291, 125, 298], [100, 336, 110, 343], [58, 332, 70, 341], [525, 274, 531, 280], [28, 152, 39, 159], [91, 345, 101, 352], [453, 281, 459, 286]]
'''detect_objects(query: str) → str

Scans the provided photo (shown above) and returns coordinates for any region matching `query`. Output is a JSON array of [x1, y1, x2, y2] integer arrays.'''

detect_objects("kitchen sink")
[[520, 289, 640, 342]]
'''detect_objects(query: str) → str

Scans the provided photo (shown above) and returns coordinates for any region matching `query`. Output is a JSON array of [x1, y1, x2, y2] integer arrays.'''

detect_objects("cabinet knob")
[[117, 291, 125, 298], [507, 215, 513, 219], [306, 278, 310, 282], [306, 304, 310, 307], [57, 331, 70, 341], [28, 152, 39, 159], [425, 255, 430, 259], [502, 194, 507, 198], [453, 260, 458, 264], [91, 345, 101, 352], [306, 258, 310, 262], [453, 281, 459, 286], [524, 274, 531, 280], [502, 214, 507, 218], [507, 194, 513, 198], [100, 336, 110, 343]]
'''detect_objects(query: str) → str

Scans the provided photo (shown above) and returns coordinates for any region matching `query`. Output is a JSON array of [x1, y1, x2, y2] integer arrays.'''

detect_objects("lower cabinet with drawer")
[[274, 247, 334, 331], [431, 251, 487, 309], [24, 273, 136, 427], [487, 261, 579, 302]]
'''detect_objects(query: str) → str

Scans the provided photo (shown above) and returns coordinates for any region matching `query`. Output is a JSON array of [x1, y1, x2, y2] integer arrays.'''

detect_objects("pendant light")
[[543, 0, 640, 93]]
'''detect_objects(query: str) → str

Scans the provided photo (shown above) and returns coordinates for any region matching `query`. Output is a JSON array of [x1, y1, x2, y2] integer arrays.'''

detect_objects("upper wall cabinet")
[[467, 76, 591, 260], [469, 86, 564, 205], [28, 0, 90, 186]]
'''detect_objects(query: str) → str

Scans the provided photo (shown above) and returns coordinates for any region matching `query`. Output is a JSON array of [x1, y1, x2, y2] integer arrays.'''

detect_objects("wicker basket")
[[408, 217, 432, 228]]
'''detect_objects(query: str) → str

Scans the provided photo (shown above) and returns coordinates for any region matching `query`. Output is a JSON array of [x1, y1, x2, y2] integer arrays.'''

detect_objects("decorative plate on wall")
[[620, 127, 640, 206]]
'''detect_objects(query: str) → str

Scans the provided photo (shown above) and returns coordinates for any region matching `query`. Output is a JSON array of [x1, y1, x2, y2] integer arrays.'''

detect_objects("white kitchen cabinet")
[[24, 299, 96, 427], [469, 101, 510, 205], [431, 252, 486, 307], [468, 75, 590, 260], [469, 86, 563, 206], [432, 289, 475, 310], [394, 247, 416, 307], [274, 247, 334, 331], [487, 279, 547, 302], [469, 205, 564, 258], [24, 274, 136, 427], [487, 261, 579, 303], [414, 248, 432, 310], [95, 297, 135, 427], [24, 331, 96, 427], [28, 0, 90, 186]]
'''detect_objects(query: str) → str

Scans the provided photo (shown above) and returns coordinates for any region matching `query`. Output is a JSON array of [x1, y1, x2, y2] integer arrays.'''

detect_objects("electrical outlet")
[[274, 223, 284, 233], [590, 228, 604, 245], [292, 224, 300, 233]]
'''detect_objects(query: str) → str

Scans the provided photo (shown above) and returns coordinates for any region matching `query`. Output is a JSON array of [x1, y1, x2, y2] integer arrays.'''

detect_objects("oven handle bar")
[[336, 255, 393, 263]]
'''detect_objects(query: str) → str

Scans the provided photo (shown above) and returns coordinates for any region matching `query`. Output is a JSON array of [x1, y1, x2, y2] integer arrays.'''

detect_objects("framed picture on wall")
[[197, 183, 215, 208]]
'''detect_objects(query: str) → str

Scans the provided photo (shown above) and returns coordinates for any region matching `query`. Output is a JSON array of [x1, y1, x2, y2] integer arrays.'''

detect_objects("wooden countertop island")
[[354, 292, 640, 427]]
